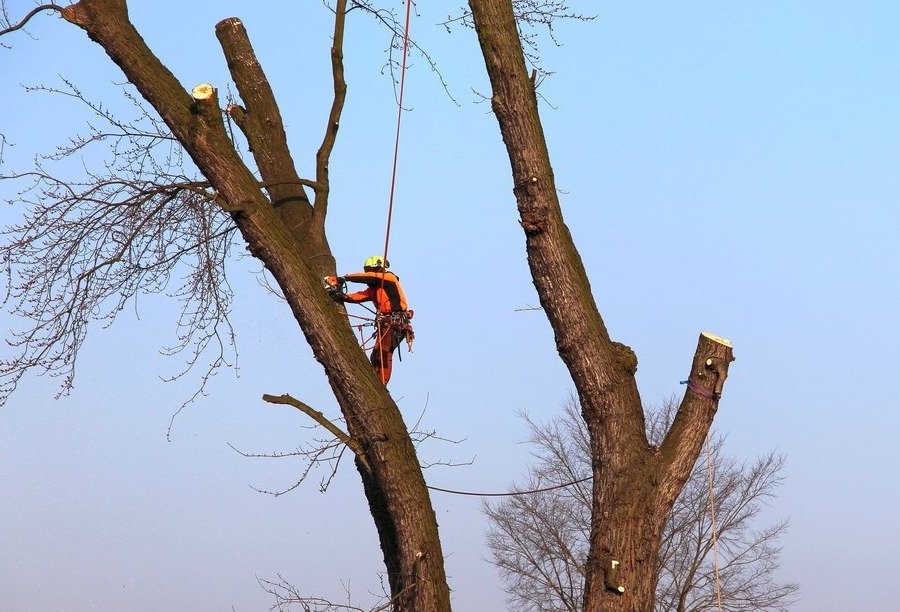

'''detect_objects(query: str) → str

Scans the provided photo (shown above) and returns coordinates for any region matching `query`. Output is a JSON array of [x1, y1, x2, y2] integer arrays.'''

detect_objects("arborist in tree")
[[324, 255, 414, 385]]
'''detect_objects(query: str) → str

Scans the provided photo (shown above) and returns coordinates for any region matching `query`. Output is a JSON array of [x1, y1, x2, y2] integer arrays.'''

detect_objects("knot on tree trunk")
[[612, 341, 638, 375], [62, 3, 92, 26], [519, 211, 546, 234]]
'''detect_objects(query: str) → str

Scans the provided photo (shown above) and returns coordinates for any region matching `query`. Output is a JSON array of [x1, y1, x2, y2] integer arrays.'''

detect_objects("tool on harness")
[[374, 310, 415, 355]]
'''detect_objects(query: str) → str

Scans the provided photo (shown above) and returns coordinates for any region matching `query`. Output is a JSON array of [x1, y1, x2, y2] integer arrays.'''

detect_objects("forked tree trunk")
[[57, 2, 450, 610], [468, 2, 735, 610]]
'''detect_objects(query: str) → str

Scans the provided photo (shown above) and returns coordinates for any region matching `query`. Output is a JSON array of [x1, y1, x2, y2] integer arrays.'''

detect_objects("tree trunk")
[[468, 2, 735, 610], [59, 2, 450, 609]]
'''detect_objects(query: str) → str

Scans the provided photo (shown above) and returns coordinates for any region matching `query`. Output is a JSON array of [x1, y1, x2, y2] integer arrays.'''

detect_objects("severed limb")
[[657, 332, 736, 498]]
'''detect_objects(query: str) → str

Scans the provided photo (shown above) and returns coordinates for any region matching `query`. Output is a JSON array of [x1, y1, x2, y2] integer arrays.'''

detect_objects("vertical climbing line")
[[706, 434, 724, 610], [376, 0, 413, 385], [381, 0, 412, 265]]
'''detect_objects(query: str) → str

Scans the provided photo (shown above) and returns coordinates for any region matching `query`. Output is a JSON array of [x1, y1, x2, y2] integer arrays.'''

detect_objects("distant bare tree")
[[485, 397, 799, 612]]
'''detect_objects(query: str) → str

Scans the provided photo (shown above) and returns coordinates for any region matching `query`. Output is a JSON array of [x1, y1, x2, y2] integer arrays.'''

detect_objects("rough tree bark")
[[467, 2, 735, 610], [47, 1, 449, 610]]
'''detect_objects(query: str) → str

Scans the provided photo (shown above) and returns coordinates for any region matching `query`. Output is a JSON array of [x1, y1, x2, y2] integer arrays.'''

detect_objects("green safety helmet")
[[364, 255, 389, 270]]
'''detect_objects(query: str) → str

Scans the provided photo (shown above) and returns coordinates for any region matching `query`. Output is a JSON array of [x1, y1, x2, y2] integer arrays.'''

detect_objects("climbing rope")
[[381, 0, 413, 267], [706, 434, 724, 610], [371, 0, 413, 385], [680, 378, 725, 606]]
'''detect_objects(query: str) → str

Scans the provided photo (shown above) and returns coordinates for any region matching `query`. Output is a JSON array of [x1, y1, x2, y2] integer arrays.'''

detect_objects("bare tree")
[[1, 2, 449, 610], [485, 397, 799, 612], [468, 1, 739, 609]]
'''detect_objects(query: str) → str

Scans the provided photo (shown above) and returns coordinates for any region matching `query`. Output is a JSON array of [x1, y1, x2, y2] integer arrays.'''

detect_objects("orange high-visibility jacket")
[[342, 270, 408, 314]]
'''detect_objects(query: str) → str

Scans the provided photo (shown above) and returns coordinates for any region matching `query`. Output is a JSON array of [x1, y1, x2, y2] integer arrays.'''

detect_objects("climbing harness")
[[380, 310, 414, 351], [362, 310, 414, 358]]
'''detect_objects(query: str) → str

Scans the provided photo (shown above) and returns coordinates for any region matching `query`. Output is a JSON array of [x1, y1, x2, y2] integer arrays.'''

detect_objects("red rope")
[[376, 0, 413, 385], [381, 0, 413, 266]]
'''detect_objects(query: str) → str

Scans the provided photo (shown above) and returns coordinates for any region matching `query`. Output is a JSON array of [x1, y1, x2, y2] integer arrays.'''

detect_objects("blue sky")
[[2, 1, 899, 610]]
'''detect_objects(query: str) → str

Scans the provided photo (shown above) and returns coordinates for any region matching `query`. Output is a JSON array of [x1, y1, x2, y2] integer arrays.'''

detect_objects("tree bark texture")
[[59, 2, 449, 610], [468, 2, 735, 610]]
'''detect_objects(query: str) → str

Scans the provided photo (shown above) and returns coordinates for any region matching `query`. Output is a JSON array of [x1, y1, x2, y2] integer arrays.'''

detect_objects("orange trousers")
[[370, 319, 403, 384]]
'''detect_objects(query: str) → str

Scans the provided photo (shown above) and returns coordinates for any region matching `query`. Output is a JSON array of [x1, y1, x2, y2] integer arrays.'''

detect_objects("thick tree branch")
[[21, 7, 451, 608], [657, 332, 735, 502], [215, 16, 336, 275], [61, 1, 196, 134], [214, 17, 311, 219]]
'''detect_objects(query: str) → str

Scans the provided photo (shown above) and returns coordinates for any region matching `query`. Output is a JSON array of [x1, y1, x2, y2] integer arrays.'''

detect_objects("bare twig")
[[441, 1, 595, 80], [339, 0, 458, 104], [0, 81, 240, 406], [0, 3, 64, 38], [260, 568, 421, 612]]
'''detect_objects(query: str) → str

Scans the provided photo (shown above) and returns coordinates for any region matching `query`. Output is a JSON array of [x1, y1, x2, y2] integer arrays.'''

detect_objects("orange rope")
[[706, 434, 724, 610]]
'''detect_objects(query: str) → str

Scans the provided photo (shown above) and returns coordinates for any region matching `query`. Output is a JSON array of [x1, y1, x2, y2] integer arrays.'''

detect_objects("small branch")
[[313, 0, 349, 226], [351, 1, 458, 105], [514, 303, 543, 312], [224, 102, 247, 128], [0, 4, 64, 37], [263, 393, 370, 472], [258, 177, 323, 195]]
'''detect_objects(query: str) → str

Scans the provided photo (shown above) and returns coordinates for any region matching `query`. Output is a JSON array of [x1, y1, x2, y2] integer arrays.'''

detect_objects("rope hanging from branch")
[[706, 434, 724, 611], [381, 0, 413, 265], [372, 0, 413, 385]]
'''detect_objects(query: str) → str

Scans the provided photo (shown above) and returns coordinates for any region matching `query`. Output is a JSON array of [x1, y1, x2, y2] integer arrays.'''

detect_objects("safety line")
[[373, 0, 413, 385], [427, 476, 591, 498], [381, 0, 413, 266], [706, 434, 724, 610]]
